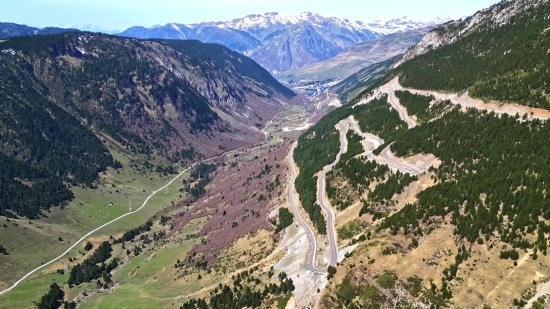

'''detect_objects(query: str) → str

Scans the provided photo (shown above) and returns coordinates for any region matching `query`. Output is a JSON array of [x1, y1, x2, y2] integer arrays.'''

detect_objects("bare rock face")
[[118, 13, 451, 75]]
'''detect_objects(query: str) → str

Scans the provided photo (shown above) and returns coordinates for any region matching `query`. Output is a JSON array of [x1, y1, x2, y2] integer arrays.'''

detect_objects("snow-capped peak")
[[208, 12, 327, 31], [185, 12, 455, 35], [365, 15, 456, 35]]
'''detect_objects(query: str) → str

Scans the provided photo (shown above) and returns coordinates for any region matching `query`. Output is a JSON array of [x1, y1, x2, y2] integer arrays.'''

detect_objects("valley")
[[3, 0, 550, 308]]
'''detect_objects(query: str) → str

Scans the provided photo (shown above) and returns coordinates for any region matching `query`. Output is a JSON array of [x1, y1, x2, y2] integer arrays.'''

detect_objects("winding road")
[[286, 143, 328, 273], [285, 110, 424, 275], [316, 122, 349, 267], [285, 122, 349, 273], [380, 87, 417, 129], [368, 143, 422, 175]]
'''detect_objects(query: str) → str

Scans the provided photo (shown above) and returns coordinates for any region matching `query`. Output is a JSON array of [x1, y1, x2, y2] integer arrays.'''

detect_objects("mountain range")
[[119, 13, 455, 74], [293, 0, 550, 307], [0, 22, 79, 38]]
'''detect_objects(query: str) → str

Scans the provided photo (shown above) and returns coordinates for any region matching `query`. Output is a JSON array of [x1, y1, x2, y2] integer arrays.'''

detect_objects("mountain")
[[393, 0, 550, 108], [118, 13, 453, 74], [364, 15, 456, 35], [331, 55, 401, 102], [0, 32, 294, 219], [78, 24, 120, 34], [277, 26, 432, 84], [292, 0, 550, 308], [0, 22, 79, 38]]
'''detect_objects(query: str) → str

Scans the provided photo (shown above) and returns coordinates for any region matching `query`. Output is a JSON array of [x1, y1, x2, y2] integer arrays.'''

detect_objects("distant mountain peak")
[[118, 12, 454, 74]]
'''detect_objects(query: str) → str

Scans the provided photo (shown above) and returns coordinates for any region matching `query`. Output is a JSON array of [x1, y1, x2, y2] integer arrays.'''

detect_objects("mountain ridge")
[[277, 26, 432, 84], [0, 22, 79, 39], [118, 12, 454, 74], [0, 31, 295, 219]]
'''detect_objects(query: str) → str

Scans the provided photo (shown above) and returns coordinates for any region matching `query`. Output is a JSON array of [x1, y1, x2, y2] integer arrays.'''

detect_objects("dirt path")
[[0, 165, 192, 296], [0, 105, 298, 296], [486, 249, 532, 301]]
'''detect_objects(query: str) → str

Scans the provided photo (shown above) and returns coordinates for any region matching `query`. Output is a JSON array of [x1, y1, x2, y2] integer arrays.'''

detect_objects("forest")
[[354, 95, 407, 141], [68, 241, 118, 287], [36, 283, 76, 309], [294, 95, 407, 233], [180, 270, 295, 309], [394, 90, 452, 123], [395, 2, 550, 108], [380, 108, 550, 253], [0, 55, 120, 218], [294, 105, 353, 234]]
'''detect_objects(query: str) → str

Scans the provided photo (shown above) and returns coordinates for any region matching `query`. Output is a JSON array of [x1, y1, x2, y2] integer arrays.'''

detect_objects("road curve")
[[286, 142, 328, 274], [0, 108, 288, 296], [381, 88, 417, 129], [316, 123, 348, 267], [372, 143, 422, 175]]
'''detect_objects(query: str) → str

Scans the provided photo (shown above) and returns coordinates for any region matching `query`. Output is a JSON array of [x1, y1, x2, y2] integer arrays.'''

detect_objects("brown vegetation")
[[169, 142, 292, 265]]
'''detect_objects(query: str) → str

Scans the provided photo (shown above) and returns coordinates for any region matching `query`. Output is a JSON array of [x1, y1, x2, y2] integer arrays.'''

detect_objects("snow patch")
[[184, 12, 453, 36], [1, 49, 16, 56], [76, 47, 86, 55]]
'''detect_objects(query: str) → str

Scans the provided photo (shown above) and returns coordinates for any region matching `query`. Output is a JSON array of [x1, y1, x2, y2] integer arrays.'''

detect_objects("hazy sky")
[[0, 0, 499, 31]]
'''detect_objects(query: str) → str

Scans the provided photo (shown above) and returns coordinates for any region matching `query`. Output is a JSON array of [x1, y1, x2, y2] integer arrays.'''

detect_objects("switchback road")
[[380, 87, 417, 129], [286, 143, 328, 273], [316, 122, 349, 267]]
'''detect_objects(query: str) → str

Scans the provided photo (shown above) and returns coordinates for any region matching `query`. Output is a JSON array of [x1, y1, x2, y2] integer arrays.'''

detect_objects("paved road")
[[345, 117, 421, 175], [346, 116, 384, 150], [374, 143, 422, 175], [316, 122, 349, 267], [286, 143, 328, 274], [381, 87, 417, 129]]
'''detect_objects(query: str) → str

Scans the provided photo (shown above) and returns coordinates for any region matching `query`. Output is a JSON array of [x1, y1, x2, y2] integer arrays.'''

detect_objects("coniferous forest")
[[395, 2, 550, 108], [382, 107, 550, 251], [0, 57, 120, 218], [0, 31, 294, 220]]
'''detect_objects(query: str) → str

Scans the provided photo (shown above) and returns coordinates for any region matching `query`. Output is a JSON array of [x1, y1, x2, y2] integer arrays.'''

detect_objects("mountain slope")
[[394, 0, 550, 108], [292, 1, 550, 308], [0, 22, 79, 38], [0, 32, 294, 219], [332, 55, 401, 102], [277, 27, 431, 83], [119, 13, 452, 74]]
